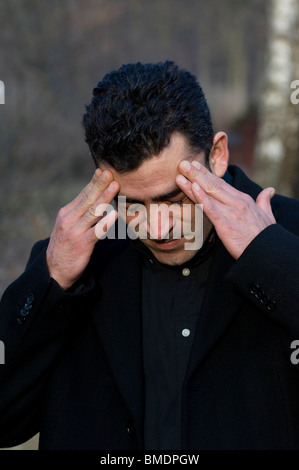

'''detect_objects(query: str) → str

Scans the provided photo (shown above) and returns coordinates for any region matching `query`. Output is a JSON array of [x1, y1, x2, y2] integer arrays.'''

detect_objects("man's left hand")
[[176, 160, 277, 260]]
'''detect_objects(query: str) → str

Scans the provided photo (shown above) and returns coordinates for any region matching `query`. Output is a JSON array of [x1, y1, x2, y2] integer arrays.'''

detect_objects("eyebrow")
[[118, 186, 183, 204]]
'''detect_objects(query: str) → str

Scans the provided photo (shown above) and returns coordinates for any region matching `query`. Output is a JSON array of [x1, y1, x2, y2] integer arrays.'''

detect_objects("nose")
[[146, 204, 174, 240]]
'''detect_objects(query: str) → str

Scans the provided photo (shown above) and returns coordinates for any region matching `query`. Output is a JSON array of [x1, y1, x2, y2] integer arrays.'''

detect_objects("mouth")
[[150, 238, 182, 250]]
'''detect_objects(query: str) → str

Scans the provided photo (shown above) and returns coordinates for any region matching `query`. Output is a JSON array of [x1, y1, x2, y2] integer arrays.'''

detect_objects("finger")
[[179, 160, 241, 207], [62, 170, 116, 225], [76, 180, 120, 231], [256, 187, 276, 222], [73, 170, 115, 214], [93, 209, 119, 241], [190, 181, 226, 225], [175, 174, 198, 203], [176, 172, 228, 225], [64, 169, 114, 215], [61, 169, 103, 214]]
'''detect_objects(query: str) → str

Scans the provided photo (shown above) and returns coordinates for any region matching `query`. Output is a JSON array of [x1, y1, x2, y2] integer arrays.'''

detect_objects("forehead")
[[102, 133, 201, 201]]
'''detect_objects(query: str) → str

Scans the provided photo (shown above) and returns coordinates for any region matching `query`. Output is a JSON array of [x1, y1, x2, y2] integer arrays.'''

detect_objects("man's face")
[[101, 133, 213, 265]]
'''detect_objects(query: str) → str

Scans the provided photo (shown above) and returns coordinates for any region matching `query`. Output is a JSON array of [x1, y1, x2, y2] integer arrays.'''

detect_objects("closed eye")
[[167, 195, 188, 205]]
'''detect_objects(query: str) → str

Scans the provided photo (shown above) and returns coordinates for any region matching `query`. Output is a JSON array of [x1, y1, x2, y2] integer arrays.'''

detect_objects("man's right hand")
[[46, 169, 119, 290]]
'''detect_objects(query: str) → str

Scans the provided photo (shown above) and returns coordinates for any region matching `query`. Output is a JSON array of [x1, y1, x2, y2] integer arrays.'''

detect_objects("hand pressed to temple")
[[176, 160, 277, 260], [46, 169, 119, 290]]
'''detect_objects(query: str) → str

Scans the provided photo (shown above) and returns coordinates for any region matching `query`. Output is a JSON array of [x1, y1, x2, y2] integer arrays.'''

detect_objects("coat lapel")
[[186, 239, 244, 379], [91, 241, 144, 443]]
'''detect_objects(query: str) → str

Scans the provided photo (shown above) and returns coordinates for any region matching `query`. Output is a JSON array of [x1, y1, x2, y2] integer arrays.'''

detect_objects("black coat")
[[0, 165, 299, 450]]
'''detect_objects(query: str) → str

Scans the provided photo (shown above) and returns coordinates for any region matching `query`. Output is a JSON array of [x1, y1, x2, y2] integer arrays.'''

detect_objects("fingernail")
[[192, 182, 201, 192], [177, 175, 188, 185], [181, 160, 191, 170], [192, 160, 201, 169], [270, 188, 276, 198]]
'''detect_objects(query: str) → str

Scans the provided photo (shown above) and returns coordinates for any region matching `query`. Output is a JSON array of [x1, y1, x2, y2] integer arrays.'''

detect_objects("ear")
[[209, 131, 229, 177]]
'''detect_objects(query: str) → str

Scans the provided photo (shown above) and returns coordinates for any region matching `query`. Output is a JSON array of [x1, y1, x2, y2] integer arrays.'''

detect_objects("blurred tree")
[[254, 0, 299, 197], [282, 2, 299, 198]]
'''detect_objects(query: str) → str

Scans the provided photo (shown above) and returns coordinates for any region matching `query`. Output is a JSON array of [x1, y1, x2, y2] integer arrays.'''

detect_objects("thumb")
[[256, 187, 276, 220]]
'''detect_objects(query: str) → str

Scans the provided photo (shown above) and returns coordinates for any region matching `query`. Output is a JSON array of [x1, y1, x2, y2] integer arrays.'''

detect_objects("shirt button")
[[182, 268, 190, 277], [182, 328, 191, 337]]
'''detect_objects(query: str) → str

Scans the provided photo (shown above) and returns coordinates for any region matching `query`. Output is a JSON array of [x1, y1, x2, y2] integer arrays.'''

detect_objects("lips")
[[151, 238, 182, 250]]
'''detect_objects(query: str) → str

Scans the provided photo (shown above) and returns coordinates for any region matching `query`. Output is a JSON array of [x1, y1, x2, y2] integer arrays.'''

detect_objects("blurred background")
[[0, 0, 299, 450]]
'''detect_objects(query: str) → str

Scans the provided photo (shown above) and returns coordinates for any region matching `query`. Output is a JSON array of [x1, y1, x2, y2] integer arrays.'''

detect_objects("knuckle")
[[231, 206, 248, 223], [238, 198, 250, 212], [87, 204, 98, 218], [57, 206, 67, 219], [205, 181, 219, 194], [93, 177, 107, 192], [80, 189, 94, 208], [56, 216, 69, 233], [190, 167, 200, 179], [93, 170, 111, 191]]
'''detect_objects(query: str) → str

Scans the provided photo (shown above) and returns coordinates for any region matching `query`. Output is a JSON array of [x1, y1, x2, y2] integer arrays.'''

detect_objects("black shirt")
[[133, 231, 217, 449]]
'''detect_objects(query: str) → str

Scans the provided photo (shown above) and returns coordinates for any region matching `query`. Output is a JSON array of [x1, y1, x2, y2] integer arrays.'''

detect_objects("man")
[[0, 61, 299, 450]]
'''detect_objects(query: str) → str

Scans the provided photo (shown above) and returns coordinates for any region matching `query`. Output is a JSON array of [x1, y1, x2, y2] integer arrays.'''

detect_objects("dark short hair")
[[83, 61, 214, 172]]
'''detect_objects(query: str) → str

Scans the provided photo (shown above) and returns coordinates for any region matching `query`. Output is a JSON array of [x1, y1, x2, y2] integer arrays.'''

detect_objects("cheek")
[[178, 202, 197, 224], [124, 205, 148, 226], [125, 214, 138, 226]]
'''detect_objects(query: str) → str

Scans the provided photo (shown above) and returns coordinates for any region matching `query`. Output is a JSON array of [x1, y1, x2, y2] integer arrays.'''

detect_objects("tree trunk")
[[253, 0, 299, 197]]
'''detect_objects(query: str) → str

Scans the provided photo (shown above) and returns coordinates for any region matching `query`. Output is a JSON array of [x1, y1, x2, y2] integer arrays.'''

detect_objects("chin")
[[151, 248, 198, 266]]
